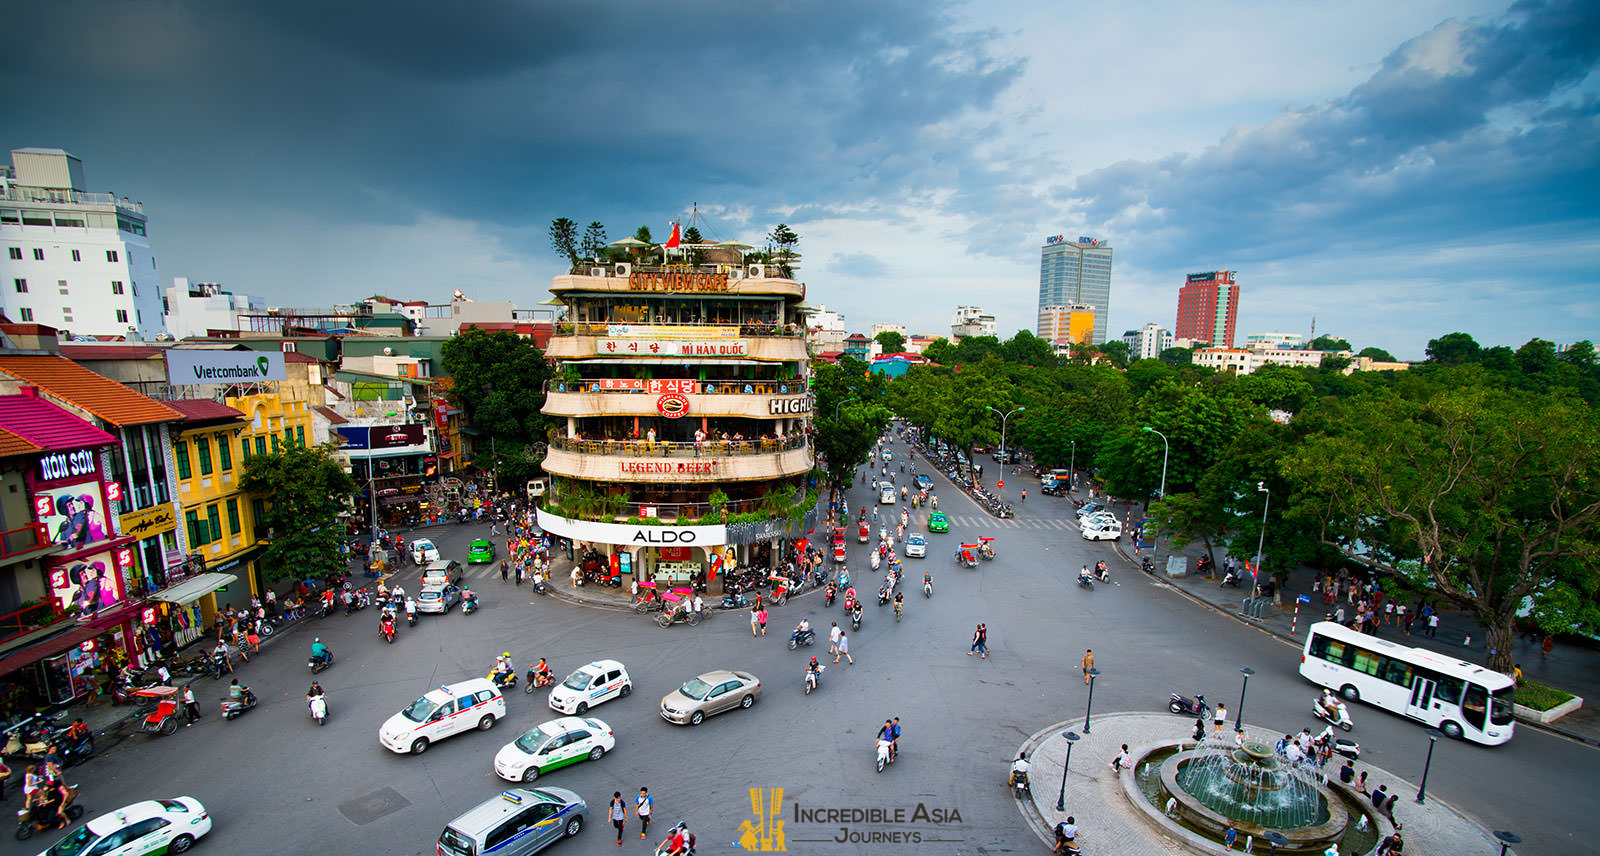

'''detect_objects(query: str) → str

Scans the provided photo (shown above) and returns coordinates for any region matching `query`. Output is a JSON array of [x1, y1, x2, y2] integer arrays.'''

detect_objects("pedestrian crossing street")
[[873, 512, 1089, 534]]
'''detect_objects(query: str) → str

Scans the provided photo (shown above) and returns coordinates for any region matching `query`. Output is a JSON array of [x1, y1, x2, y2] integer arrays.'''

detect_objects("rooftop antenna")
[[1308, 316, 1316, 348]]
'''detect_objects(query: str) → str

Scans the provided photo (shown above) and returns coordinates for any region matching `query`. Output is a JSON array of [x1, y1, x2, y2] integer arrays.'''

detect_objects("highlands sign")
[[165, 350, 286, 385]]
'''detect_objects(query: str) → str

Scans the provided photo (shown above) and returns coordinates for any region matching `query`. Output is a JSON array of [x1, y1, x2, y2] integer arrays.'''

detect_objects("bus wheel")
[[1339, 685, 1360, 702], [1439, 721, 1462, 740]]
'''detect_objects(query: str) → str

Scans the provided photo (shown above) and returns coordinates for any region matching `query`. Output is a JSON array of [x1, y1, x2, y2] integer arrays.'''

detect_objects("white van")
[[380, 678, 507, 754], [880, 484, 897, 505]]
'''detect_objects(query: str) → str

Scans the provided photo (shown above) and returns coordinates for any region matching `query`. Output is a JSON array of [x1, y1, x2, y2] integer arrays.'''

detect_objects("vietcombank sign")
[[164, 350, 287, 385]]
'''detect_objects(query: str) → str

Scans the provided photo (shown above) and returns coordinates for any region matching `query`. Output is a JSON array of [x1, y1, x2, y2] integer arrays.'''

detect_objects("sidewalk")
[[1016, 713, 1503, 856], [1103, 502, 1600, 746]]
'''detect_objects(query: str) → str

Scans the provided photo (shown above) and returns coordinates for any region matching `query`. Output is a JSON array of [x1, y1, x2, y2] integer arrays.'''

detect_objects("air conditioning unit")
[[726, 267, 745, 281], [589, 266, 608, 278], [613, 263, 633, 277], [747, 264, 768, 279]]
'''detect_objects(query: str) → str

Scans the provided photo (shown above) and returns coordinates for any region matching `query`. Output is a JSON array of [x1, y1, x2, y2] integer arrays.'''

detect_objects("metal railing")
[[0, 600, 62, 647], [0, 524, 50, 561], [549, 434, 808, 458], [2, 186, 144, 214], [548, 380, 808, 396], [554, 320, 804, 338], [567, 262, 795, 280]]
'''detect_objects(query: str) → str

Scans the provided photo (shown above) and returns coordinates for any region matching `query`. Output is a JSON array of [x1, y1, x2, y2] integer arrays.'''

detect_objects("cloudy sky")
[[4, 0, 1596, 358]]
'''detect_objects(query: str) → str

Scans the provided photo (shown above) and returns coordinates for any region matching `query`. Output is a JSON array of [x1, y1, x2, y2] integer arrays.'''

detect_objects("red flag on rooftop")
[[664, 222, 681, 248]]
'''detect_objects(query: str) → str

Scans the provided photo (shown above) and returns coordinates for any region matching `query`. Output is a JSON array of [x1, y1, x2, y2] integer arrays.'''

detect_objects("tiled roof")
[[0, 426, 42, 457], [58, 345, 167, 361], [0, 355, 184, 427], [284, 351, 321, 363], [165, 399, 245, 425], [0, 393, 119, 450], [312, 406, 348, 425]]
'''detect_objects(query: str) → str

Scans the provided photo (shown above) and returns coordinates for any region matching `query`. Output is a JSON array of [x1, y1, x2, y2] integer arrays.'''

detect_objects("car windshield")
[[563, 669, 596, 691], [401, 696, 438, 723], [415, 541, 433, 551], [1490, 686, 1515, 725], [515, 724, 558, 754], [438, 827, 476, 856], [46, 828, 99, 856], [679, 677, 714, 700], [909, 535, 925, 544]]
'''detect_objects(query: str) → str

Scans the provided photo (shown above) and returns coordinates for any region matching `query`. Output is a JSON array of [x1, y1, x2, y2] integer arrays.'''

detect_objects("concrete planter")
[[1514, 694, 1582, 724]]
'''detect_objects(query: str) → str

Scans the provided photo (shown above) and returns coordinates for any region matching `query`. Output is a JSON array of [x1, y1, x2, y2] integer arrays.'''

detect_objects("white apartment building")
[[1121, 323, 1174, 360], [870, 322, 907, 340], [1245, 332, 1304, 349], [807, 303, 847, 354], [1194, 346, 1350, 375], [0, 148, 164, 338], [951, 305, 996, 340], [164, 278, 267, 339]]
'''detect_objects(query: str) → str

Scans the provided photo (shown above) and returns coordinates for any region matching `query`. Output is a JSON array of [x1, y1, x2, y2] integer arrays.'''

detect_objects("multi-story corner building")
[[951, 306, 996, 340], [0, 148, 164, 338], [1175, 270, 1240, 348], [1038, 236, 1113, 345], [1121, 323, 1174, 360], [1039, 304, 1097, 347], [537, 257, 816, 592], [163, 279, 266, 340]]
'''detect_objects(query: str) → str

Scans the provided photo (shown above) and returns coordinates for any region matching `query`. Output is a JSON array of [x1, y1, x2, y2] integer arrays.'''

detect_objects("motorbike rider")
[[462, 588, 477, 611], [1318, 689, 1348, 723], [824, 582, 837, 605], [923, 572, 933, 593], [404, 596, 417, 621], [893, 591, 904, 619], [659, 822, 694, 856], [1078, 566, 1095, 586], [380, 612, 396, 639], [1010, 753, 1032, 787], [533, 657, 553, 687], [228, 678, 255, 703], [1095, 560, 1110, 582], [64, 718, 89, 745], [805, 656, 822, 690], [793, 617, 811, 643], [307, 681, 325, 700], [310, 637, 331, 666]]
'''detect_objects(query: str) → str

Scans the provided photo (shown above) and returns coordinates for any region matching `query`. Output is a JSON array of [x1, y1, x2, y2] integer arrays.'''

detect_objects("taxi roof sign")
[[500, 790, 523, 804]]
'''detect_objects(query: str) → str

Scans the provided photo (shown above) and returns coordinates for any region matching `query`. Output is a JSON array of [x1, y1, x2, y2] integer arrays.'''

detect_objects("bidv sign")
[[39, 449, 96, 482], [165, 350, 286, 385], [769, 397, 812, 415]]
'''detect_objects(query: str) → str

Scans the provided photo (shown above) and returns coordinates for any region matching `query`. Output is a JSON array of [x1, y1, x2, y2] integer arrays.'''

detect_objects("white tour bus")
[[1299, 621, 1514, 745]]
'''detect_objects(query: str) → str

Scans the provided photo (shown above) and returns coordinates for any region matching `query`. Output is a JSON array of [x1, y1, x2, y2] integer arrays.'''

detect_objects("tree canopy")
[[874, 330, 906, 354], [241, 442, 356, 584], [441, 329, 554, 487]]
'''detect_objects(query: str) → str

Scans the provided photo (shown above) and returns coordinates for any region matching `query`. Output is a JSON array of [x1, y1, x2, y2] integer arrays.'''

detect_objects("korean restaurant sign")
[[598, 339, 749, 357], [607, 324, 738, 340], [592, 379, 700, 394]]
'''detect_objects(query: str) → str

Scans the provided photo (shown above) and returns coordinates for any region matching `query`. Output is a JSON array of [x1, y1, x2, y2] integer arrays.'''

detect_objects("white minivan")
[[380, 678, 507, 755], [548, 659, 632, 716], [880, 484, 897, 504]]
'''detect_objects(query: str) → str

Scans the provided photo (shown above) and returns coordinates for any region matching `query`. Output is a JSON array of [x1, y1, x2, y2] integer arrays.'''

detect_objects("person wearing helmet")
[[310, 637, 330, 666]]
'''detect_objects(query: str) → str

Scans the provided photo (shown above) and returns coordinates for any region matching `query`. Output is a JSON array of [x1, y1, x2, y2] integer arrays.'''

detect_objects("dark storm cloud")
[[1069, 0, 1600, 268]]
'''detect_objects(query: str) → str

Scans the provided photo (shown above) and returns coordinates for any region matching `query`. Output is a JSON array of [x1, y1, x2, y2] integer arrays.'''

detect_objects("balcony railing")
[[555, 320, 804, 338], [0, 600, 63, 647], [0, 524, 51, 561], [548, 380, 808, 396], [2, 186, 144, 214], [550, 434, 807, 457], [568, 262, 795, 280]]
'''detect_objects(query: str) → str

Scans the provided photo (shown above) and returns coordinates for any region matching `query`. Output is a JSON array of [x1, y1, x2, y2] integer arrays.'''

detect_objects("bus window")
[[1351, 648, 1381, 676], [1379, 657, 1413, 687], [1490, 686, 1515, 726], [1433, 676, 1463, 705], [1462, 684, 1489, 731]]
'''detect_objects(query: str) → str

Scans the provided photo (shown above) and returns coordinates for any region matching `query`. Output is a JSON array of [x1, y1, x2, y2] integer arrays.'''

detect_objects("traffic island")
[[1014, 713, 1509, 855]]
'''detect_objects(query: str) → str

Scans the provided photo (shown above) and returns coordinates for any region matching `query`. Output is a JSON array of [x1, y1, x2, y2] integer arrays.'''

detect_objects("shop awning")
[[150, 573, 238, 606], [0, 601, 146, 678]]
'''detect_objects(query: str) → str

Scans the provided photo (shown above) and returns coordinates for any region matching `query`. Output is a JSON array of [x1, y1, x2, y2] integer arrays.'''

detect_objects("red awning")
[[0, 600, 148, 678]]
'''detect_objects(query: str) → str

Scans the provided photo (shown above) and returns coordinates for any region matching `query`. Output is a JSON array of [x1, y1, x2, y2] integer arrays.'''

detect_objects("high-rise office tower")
[[1175, 270, 1239, 348], [1038, 236, 1113, 345]]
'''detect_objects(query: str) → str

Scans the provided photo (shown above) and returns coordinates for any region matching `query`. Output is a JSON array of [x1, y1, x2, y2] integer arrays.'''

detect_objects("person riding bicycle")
[[893, 592, 904, 618], [310, 637, 331, 665]]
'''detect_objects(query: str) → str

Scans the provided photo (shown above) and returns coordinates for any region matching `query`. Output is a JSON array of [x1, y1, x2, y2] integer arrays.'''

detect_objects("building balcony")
[[543, 435, 812, 483], [551, 263, 804, 299], [545, 327, 809, 362], [0, 523, 56, 568], [2, 186, 144, 215], [544, 381, 811, 418]]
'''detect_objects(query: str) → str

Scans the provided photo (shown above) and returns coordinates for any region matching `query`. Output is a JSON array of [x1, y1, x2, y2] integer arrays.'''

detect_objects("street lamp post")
[[1068, 439, 1076, 491], [1415, 728, 1444, 804], [986, 406, 1025, 502], [1083, 668, 1100, 733], [833, 396, 859, 419], [1493, 831, 1520, 856], [1254, 482, 1270, 589], [1141, 427, 1169, 500], [1054, 730, 1081, 812], [1235, 667, 1255, 732]]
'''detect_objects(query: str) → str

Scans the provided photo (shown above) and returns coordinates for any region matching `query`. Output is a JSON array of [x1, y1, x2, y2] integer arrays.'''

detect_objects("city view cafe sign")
[[536, 508, 727, 547]]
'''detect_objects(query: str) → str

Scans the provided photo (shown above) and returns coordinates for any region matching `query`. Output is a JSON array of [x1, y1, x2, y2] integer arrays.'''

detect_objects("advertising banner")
[[598, 339, 749, 357], [49, 549, 124, 616], [646, 379, 698, 395], [370, 424, 426, 449], [165, 349, 286, 385], [335, 426, 370, 449], [536, 508, 726, 547], [33, 483, 111, 551], [606, 324, 738, 340]]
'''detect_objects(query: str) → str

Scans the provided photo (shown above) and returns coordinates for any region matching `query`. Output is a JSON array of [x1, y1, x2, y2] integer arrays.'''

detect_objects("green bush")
[[1516, 679, 1575, 711]]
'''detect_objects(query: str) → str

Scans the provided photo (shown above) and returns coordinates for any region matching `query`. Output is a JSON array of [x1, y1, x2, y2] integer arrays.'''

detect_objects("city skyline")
[[2, 0, 1595, 358]]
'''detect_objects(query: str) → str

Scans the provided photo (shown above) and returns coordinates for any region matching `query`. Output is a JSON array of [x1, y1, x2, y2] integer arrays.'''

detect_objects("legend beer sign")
[[599, 339, 749, 357]]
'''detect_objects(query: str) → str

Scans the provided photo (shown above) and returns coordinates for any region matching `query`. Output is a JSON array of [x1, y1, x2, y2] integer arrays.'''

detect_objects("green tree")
[[875, 330, 906, 354], [633, 225, 653, 244], [812, 361, 890, 490], [549, 218, 578, 266], [1424, 332, 1481, 364], [1559, 340, 1596, 367], [1308, 336, 1352, 352], [1146, 492, 1231, 572], [240, 443, 356, 584], [1516, 338, 1558, 376], [999, 330, 1056, 366], [1285, 380, 1600, 672], [768, 224, 801, 276], [1356, 346, 1396, 362], [580, 221, 608, 261], [1158, 346, 1194, 367], [442, 329, 554, 472], [920, 338, 957, 365], [1098, 339, 1131, 368]]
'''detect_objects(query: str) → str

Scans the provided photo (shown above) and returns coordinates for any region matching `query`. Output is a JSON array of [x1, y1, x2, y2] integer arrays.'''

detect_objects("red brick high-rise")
[[1175, 271, 1239, 347]]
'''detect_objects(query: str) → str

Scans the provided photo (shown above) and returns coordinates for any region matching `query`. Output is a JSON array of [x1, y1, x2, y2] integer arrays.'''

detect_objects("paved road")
[[5, 433, 1584, 855]]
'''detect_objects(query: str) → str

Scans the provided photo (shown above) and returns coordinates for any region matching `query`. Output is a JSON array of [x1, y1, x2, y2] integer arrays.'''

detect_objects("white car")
[[882, 450, 892, 461], [415, 583, 461, 614], [904, 533, 927, 558], [410, 538, 440, 565], [1080, 511, 1119, 528], [1081, 519, 1123, 541], [548, 659, 632, 715], [493, 716, 615, 782], [880, 485, 897, 504], [39, 797, 212, 855], [379, 678, 507, 754]]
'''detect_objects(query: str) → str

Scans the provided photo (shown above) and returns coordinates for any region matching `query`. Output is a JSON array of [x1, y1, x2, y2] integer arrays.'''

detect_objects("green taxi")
[[467, 539, 496, 564], [928, 511, 949, 533]]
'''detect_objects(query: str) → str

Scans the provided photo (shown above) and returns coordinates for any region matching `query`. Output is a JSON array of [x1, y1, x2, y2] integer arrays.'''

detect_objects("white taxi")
[[379, 678, 506, 754], [37, 797, 211, 855], [548, 660, 632, 716], [493, 716, 615, 782]]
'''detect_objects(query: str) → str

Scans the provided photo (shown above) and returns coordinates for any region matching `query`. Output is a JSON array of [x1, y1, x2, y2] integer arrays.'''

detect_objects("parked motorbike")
[[717, 591, 751, 611], [14, 783, 83, 840], [1168, 693, 1209, 718], [1313, 696, 1355, 731], [309, 695, 328, 726], [1, 715, 61, 760], [787, 628, 815, 650]]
